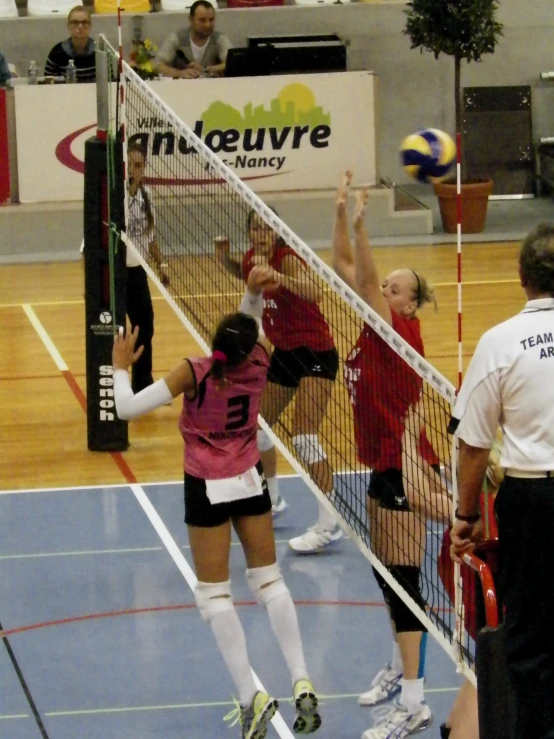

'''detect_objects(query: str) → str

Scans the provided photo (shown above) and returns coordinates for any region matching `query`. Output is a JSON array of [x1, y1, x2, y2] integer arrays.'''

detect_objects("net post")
[[83, 43, 128, 451]]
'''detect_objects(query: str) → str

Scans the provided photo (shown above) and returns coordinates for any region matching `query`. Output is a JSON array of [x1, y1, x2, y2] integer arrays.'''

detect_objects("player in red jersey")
[[216, 207, 343, 553], [112, 266, 321, 739], [332, 172, 449, 739]]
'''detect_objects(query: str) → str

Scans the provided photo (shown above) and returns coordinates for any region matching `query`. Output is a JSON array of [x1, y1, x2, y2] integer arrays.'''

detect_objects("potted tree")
[[404, 0, 503, 233]]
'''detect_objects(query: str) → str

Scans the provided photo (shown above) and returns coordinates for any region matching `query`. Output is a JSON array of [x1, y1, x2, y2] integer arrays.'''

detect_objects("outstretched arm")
[[112, 326, 193, 420], [331, 170, 357, 291], [276, 255, 323, 303], [352, 187, 392, 325]]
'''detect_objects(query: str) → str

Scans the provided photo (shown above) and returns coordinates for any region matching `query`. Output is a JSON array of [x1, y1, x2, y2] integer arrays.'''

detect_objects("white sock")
[[266, 592, 309, 687], [266, 475, 280, 506], [400, 677, 425, 714], [209, 608, 258, 707], [391, 640, 403, 673], [316, 494, 337, 531]]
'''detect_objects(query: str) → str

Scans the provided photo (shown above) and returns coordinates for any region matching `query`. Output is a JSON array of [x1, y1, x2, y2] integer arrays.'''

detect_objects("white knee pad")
[[194, 580, 234, 625], [257, 429, 274, 453], [246, 563, 290, 608], [292, 434, 327, 465]]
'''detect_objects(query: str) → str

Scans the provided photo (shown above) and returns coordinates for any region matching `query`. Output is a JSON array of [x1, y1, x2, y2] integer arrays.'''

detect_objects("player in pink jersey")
[[332, 173, 449, 739], [112, 266, 321, 739], [216, 207, 343, 554]]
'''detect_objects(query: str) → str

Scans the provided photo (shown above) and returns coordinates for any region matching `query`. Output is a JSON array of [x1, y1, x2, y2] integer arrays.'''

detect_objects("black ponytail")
[[211, 312, 259, 385]]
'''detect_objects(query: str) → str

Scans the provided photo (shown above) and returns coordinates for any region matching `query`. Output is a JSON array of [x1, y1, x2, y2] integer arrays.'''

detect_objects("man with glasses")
[[45, 6, 96, 83]]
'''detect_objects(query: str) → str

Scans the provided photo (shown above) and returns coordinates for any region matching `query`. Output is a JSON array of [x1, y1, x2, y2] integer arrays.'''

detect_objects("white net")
[[97, 37, 481, 679]]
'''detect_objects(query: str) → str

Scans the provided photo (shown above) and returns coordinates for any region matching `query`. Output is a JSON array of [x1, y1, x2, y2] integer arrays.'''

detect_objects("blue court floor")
[[0, 476, 461, 739]]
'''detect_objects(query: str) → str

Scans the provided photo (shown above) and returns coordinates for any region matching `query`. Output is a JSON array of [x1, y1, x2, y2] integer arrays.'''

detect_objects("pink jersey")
[[178, 343, 270, 479]]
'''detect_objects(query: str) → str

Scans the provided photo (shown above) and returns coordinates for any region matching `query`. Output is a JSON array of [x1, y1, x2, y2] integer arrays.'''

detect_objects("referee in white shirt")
[[126, 142, 169, 393], [449, 223, 554, 739]]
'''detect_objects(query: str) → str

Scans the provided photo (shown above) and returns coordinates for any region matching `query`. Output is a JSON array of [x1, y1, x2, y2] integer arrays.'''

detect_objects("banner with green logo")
[[15, 71, 376, 202]]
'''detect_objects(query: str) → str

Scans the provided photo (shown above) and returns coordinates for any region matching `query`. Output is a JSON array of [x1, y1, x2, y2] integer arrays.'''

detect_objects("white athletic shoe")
[[288, 525, 343, 554], [272, 496, 289, 518], [358, 664, 402, 706], [361, 702, 432, 739]]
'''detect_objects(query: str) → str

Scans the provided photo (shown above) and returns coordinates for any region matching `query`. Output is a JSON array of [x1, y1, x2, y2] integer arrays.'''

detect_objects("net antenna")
[[97, 36, 478, 680]]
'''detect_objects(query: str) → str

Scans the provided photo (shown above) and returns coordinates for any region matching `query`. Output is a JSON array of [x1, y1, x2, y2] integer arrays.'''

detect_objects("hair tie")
[[212, 350, 227, 363]]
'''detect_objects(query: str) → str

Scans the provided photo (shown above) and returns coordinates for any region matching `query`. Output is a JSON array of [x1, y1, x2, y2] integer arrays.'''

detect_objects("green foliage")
[[404, 0, 503, 62]]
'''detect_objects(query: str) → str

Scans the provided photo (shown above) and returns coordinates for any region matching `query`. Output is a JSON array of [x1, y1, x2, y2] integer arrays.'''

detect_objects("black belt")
[[505, 469, 553, 479]]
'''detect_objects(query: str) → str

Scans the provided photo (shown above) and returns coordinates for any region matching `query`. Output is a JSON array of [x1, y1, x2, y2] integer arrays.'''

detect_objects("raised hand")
[[214, 236, 231, 263], [353, 186, 369, 230], [336, 170, 353, 212], [112, 325, 144, 371], [247, 264, 280, 294]]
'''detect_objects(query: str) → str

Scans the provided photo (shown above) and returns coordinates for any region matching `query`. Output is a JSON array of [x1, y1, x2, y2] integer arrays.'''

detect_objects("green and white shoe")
[[293, 679, 322, 734], [224, 691, 278, 739]]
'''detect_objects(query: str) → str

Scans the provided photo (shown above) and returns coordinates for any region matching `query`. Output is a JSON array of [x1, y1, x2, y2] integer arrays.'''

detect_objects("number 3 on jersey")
[[226, 395, 250, 430]]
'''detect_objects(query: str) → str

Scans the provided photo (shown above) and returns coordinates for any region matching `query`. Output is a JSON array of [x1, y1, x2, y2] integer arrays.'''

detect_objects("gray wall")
[[1, 0, 553, 184]]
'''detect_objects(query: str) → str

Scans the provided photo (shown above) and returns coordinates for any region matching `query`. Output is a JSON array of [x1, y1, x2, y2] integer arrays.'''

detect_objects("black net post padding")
[[476, 625, 517, 739], [83, 135, 128, 451]]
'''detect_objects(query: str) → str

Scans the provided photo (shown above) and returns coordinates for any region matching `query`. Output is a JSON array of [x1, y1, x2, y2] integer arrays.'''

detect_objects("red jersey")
[[344, 311, 431, 471], [242, 245, 334, 352], [178, 344, 270, 479]]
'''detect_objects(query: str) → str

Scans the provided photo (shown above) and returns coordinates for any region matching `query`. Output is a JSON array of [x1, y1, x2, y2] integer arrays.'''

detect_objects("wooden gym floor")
[[0, 241, 523, 492]]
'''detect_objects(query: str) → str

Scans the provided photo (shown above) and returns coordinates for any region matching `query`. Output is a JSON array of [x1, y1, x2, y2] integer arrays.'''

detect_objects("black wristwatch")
[[455, 509, 481, 523]]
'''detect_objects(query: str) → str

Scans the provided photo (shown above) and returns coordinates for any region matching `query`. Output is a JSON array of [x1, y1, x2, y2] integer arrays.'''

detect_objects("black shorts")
[[367, 468, 411, 512], [268, 346, 339, 389], [184, 460, 271, 528]]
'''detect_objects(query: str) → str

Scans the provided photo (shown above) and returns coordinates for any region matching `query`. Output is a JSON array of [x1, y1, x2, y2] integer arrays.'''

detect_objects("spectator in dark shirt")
[[45, 6, 96, 83]]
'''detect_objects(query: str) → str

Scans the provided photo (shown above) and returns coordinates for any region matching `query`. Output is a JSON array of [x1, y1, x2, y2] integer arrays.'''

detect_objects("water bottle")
[[28, 60, 38, 85], [66, 59, 77, 84]]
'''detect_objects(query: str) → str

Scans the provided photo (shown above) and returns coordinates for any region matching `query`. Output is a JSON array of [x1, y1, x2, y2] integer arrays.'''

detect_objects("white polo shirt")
[[79, 186, 155, 268], [127, 186, 156, 267], [451, 297, 554, 471]]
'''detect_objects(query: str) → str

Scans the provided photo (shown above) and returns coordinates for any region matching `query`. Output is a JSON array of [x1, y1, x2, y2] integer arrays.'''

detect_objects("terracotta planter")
[[433, 178, 494, 234]]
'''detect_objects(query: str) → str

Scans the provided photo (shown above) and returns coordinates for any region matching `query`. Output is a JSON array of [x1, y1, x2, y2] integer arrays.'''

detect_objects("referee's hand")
[[450, 518, 483, 564]]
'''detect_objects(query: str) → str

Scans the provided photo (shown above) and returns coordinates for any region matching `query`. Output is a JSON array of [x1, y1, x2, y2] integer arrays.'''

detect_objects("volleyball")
[[400, 129, 456, 183]]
